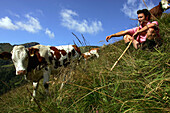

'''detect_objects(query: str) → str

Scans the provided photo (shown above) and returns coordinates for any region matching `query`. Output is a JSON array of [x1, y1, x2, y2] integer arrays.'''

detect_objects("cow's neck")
[[159, 2, 165, 12], [27, 55, 41, 72]]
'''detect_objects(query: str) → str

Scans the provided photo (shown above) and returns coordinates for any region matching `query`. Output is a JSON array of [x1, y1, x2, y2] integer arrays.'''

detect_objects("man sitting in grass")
[[106, 9, 162, 49]]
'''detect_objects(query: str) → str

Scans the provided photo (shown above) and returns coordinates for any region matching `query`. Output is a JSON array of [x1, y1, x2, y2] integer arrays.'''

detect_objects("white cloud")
[[8, 10, 20, 18], [45, 28, 55, 38], [127, 0, 137, 5], [36, 9, 44, 16], [0, 14, 42, 33], [121, 0, 155, 18], [16, 14, 42, 33], [0, 17, 18, 30], [0, 14, 54, 38], [60, 9, 103, 34]]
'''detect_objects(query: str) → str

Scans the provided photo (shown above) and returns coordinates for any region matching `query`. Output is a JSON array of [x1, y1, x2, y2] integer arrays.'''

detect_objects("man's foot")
[[133, 40, 140, 49]]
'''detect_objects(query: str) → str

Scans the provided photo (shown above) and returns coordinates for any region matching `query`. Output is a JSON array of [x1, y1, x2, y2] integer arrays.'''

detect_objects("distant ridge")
[[13, 42, 40, 48], [0, 43, 13, 53], [0, 42, 40, 53]]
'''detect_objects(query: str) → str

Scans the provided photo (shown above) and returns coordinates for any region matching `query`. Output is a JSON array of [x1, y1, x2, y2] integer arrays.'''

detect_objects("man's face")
[[138, 13, 146, 25]]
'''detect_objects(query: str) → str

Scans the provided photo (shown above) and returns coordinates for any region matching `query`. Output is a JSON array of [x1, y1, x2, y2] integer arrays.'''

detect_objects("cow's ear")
[[0, 52, 12, 60], [28, 48, 34, 57], [28, 48, 39, 57]]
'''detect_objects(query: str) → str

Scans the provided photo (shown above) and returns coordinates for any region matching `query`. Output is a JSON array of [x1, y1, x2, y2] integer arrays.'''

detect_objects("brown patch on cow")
[[0, 52, 12, 60], [50, 46, 65, 68], [82, 53, 90, 60], [28, 48, 47, 72], [72, 45, 81, 55], [149, 1, 170, 20], [28, 48, 45, 63], [59, 50, 67, 56], [50, 47, 61, 60], [50, 46, 67, 58], [68, 49, 76, 59], [150, 3, 163, 20]]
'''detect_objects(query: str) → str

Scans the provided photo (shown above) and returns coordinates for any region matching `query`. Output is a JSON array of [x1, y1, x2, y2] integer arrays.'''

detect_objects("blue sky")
[[0, 0, 169, 46]]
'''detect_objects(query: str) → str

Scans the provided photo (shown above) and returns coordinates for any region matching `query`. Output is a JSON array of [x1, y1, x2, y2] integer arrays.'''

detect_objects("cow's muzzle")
[[17, 70, 26, 75]]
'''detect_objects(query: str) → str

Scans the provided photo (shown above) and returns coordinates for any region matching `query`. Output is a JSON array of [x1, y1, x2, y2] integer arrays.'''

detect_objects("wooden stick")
[[110, 40, 132, 71]]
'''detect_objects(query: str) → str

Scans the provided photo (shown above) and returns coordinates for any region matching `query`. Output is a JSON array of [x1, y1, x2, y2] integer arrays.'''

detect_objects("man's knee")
[[123, 35, 132, 43], [147, 28, 158, 40], [147, 28, 155, 36]]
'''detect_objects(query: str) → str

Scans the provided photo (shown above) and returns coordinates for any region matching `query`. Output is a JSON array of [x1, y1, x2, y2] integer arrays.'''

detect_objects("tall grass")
[[0, 14, 169, 113]]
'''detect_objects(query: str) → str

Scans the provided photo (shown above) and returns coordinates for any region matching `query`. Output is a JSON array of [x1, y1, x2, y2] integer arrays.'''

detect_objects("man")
[[106, 9, 161, 49]]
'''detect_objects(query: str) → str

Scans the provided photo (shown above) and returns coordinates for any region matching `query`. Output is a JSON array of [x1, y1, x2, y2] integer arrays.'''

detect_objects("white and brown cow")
[[82, 48, 100, 61], [0, 44, 81, 100], [150, 0, 170, 20], [50, 45, 81, 68]]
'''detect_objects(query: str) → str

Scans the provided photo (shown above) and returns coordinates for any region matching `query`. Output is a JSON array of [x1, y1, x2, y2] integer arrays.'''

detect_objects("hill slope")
[[0, 15, 169, 112]]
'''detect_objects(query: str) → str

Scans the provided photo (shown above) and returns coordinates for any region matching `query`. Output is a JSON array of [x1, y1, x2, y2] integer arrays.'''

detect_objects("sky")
[[0, 0, 169, 46]]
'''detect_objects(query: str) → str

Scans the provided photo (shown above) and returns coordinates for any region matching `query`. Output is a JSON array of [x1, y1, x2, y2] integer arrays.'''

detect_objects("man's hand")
[[106, 35, 112, 42], [132, 31, 139, 39]]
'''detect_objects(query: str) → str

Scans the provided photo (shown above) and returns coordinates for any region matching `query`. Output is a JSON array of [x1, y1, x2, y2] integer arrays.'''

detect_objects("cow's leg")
[[31, 81, 39, 101], [24, 75, 27, 80], [43, 68, 50, 95], [95, 53, 99, 58]]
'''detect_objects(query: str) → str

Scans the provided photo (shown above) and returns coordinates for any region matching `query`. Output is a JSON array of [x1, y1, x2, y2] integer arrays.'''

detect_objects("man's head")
[[137, 9, 151, 25]]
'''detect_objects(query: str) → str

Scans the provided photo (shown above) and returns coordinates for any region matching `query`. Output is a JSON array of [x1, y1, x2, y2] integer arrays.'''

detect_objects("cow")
[[0, 44, 81, 101], [81, 48, 100, 61], [150, 0, 170, 20], [50, 45, 81, 68]]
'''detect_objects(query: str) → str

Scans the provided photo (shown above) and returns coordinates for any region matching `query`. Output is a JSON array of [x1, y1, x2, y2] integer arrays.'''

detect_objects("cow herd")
[[0, 44, 100, 100]]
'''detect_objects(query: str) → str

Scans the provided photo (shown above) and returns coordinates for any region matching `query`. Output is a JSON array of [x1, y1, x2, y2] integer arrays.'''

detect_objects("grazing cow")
[[49, 45, 81, 89], [0, 44, 81, 101], [150, 0, 170, 20], [50, 45, 81, 68], [82, 48, 100, 61]]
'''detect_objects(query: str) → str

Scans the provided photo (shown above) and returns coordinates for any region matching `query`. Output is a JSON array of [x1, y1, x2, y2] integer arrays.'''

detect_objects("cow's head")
[[161, 0, 170, 10], [11, 45, 29, 75]]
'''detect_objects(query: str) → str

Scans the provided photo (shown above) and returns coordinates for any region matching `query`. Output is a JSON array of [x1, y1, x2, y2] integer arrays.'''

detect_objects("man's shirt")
[[127, 21, 159, 43]]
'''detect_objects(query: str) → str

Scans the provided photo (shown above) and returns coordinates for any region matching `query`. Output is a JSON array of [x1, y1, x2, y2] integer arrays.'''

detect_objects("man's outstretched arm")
[[106, 30, 129, 42]]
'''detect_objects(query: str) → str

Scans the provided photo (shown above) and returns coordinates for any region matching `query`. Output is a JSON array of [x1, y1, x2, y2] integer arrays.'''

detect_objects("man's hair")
[[137, 9, 151, 20]]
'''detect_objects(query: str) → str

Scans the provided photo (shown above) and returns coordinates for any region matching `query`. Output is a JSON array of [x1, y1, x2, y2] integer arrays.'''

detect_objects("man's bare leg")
[[146, 28, 162, 46], [123, 35, 139, 49]]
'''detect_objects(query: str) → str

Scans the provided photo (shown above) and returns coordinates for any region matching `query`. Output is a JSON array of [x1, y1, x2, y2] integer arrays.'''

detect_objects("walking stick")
[[110, 40, 132, 71]]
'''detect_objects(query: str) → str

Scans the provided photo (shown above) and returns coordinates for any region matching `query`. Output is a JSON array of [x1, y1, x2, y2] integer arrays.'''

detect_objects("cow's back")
[[31, 45, 52, 65]]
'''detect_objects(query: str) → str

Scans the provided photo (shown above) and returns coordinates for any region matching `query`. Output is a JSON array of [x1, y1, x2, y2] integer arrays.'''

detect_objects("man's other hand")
[[106, 35, 112, 42]]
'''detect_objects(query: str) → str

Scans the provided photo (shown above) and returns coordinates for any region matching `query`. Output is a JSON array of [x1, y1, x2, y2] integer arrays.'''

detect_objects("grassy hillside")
[[0, 15, 169, 112]]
